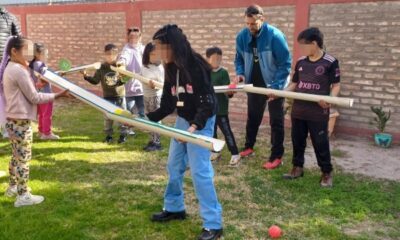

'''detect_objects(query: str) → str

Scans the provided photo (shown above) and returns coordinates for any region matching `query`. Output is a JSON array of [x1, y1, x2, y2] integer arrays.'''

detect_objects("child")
[[141, 42, 164, 151], [29, 43, 60, 140], [0, 90, 7, 138], [148, 24, 223, 240], [117, 27, 145, 136], [1, 36, 67, 207], [81, 43, 128, 144], [282, 27, 340, 187], [206, 47, 240, 166]]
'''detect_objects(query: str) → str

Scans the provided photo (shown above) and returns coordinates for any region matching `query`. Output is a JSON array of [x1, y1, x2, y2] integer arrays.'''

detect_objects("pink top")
[[3, 61, 55, 121]]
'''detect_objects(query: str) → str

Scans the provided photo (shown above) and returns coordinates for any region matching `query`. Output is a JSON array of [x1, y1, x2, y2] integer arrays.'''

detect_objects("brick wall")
[[310, 1, 400, 133], [141, 6, 295, 127], [26, 12, 126, 91], [7, 0, 400, 142]]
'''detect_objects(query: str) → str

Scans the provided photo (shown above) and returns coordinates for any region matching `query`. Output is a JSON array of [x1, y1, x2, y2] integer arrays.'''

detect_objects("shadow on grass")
[[0, 173, 201, 240]]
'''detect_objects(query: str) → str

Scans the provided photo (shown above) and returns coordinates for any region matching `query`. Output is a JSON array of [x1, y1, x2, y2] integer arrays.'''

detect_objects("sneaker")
[[40, 133, 60, 140], [320, 172, 333, 187], [210, 152, 221, 161], [117, 135, 127, 144], [262, 158, 283, 170], [2, 133, 9, 139], [282, 167, 304, 180], [4, 185, 17, 197], [143, 141, 154, 151], [146, 143, 162, 152], [14, 192, 44, 207], [239, 148, 254, 157], [1, 129, 9, 139], [128, 129, 136, 136], [104, 135, 113, 143], [4, 185, 32, 197], [229, 155, 241, 167], [151, 210, 186, 222], [198, 228, 223, 240]]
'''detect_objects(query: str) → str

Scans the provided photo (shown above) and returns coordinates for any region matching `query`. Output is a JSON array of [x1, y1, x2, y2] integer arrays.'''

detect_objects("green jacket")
[[211, 67, 231, 116]]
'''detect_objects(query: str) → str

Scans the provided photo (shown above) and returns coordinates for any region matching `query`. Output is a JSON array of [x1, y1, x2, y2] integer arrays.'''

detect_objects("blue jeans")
[[126, 96, 145, 118], [164, 115, 223, 229]]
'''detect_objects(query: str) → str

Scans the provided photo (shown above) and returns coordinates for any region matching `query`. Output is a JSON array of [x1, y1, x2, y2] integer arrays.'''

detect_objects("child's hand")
[[149, 80, 156, 89], [233, 75, 245, 84], [226, 91, 235, 97], [35, 82, 44, 90], [176, 124, 197, 144], [318, 100, 331, 109], [187, 125, 197, 134], [55, 89, 70, 99], [80, 70, 87, 76], [267, 93, 277, 102], [116, 61, 125, 67]]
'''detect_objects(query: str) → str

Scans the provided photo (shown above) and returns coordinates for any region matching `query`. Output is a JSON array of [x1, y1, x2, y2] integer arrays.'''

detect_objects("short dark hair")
[[205, 47, 222, 58], [297, 27, 324, 49], [245, 5, 264, 18], [142, 42, 156, 67], [104, 43, 117, 52], [127, 26, 141, 36]]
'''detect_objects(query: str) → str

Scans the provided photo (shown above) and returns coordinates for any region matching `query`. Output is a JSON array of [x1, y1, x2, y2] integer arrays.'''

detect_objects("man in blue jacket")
[[234, 5, 291, 170]]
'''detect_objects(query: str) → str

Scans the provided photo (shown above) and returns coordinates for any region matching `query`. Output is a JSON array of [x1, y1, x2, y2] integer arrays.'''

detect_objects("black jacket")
[[147, 57, 217, 130], [0, 7, 21, 58], [83, 63, 125, 98]]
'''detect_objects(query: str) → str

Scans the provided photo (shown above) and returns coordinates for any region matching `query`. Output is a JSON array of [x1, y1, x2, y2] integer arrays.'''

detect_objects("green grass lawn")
[[0, 101, 399, 240]]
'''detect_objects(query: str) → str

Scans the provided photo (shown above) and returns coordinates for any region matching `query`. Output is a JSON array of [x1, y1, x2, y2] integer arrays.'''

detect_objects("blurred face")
[[298, 40, 319, 57], [128, 31, 141, 45], [11, 40, 34, 66], [104, 50, 118, 64], [154, 40, 173, 64], [245, 15, 264, 35], [35, 49, 48, 62], [207, 54, 222, 69], [149, 50, 161, 65]]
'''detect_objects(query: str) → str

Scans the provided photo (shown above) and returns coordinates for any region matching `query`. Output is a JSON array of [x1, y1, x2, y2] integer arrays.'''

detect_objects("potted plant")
[[370, 106, 392, 148]]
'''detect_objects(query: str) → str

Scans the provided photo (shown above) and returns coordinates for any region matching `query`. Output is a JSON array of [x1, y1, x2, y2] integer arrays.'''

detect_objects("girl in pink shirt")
[[0, 36, 67, 207]]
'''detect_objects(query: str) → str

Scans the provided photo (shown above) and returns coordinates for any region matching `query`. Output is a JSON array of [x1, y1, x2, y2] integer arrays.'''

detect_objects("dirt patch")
[[303, 137, 400, 181]]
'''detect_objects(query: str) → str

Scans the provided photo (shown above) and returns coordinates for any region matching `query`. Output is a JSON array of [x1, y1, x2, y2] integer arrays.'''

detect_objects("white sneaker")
[[4, 185, 32, 197], [229, 155, 241, 167], [128, 129, 136, 136], [4, 185, 17, 197], [210, 152, 221, 161], [1, 130, 8, 139], [14, 192, 44, 207], [40, 133, 60, 140]]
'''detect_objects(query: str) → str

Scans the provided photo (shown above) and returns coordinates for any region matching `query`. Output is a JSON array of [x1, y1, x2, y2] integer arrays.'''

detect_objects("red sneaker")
[[240, 148, 254, 157], [262, 158, 283, 170]]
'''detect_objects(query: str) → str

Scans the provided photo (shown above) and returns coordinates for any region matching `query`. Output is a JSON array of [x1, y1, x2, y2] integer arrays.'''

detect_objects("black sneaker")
[[198, 228, 223, 240], [146, 143, 162, 152], [104, 135, 113, 143], [117, 135, 127, 144], [151, 210, 186, 222], [143, 141, 154, 151]]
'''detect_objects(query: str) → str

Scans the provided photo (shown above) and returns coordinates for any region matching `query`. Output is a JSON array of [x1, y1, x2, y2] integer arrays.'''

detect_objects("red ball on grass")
[[268, 225, 282, 239]]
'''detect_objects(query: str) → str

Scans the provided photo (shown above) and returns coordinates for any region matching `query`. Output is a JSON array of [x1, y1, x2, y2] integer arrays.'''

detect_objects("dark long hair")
[[29, 43, 46, 69], [152, 24, 211, 83], [0, 35, 26, 94], [142, 42, 156, 68]]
